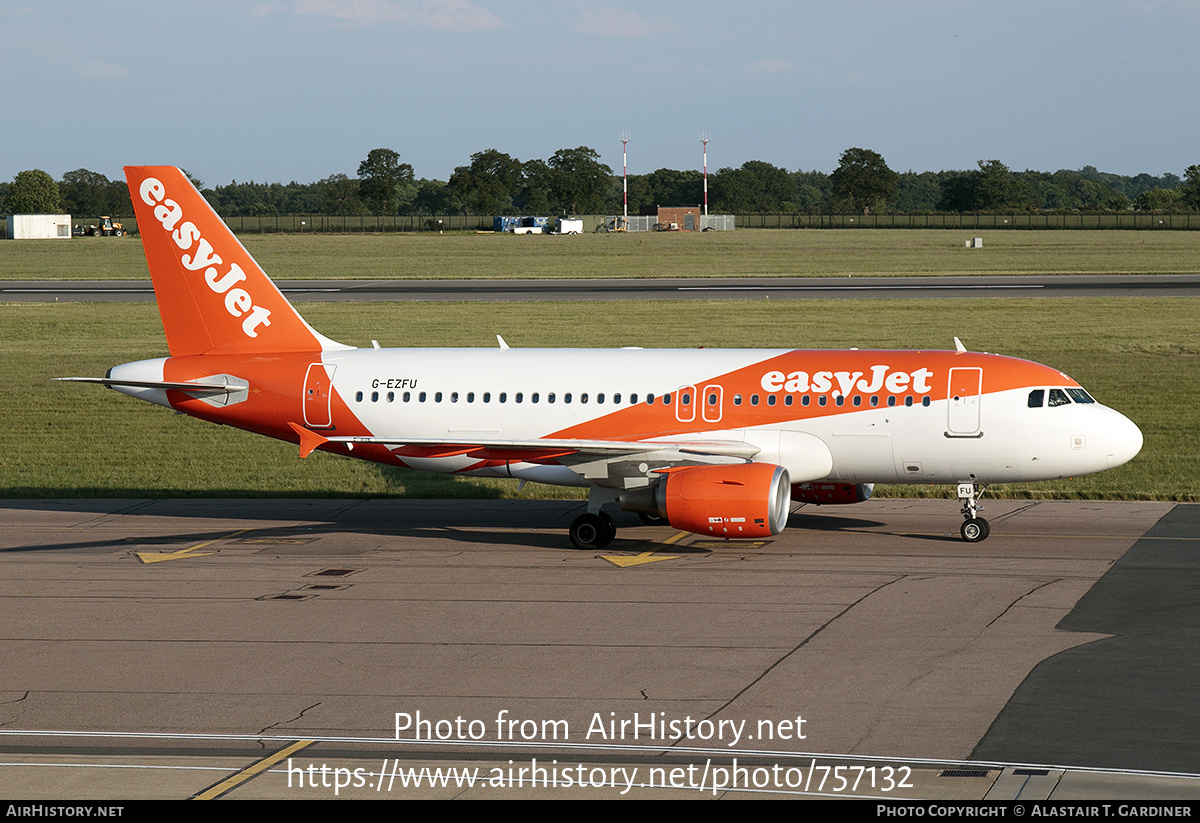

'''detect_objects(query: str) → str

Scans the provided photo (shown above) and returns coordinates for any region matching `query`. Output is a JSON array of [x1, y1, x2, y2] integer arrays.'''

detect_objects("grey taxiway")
[[4, 273, 1200, 303], [1, 498, 1197, 799]]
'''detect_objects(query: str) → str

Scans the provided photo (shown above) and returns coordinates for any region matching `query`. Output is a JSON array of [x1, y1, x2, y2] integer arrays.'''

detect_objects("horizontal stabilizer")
[[55, 376, 234, 393]]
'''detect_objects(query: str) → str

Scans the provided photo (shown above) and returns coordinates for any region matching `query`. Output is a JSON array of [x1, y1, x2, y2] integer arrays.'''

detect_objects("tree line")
[[4, 147, 1200, 218]]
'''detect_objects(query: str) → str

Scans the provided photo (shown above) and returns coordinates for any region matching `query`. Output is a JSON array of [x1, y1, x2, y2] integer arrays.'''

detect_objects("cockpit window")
[[1067, 388, 1095, 404], [1048, 388, 1071, 407], [1028, 389, 1044, 408]]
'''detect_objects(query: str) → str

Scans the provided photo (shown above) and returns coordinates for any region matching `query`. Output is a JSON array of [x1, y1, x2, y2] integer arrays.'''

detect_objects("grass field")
[[2, 229, 1199, 281], [2, 297, 1195, 501]]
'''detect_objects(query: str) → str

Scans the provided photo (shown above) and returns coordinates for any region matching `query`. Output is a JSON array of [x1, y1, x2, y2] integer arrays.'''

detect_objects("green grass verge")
[[3, 229, 1199, 281], [2, 298, 1195, 501]]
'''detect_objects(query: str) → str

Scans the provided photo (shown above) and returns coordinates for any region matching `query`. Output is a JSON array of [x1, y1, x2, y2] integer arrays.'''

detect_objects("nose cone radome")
[[1105, 409, 1143, 470]]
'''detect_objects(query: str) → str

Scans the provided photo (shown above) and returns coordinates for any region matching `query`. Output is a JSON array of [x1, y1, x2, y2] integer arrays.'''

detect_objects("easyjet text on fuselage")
[[760, 366, 934, 398]]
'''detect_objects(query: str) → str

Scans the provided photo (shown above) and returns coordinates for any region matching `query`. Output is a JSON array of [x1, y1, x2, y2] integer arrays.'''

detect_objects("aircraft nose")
[[1105, 410, 1143, 469]]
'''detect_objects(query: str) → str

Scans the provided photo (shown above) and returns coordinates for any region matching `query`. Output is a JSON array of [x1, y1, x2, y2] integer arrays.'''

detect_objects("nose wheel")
[[570, 512, 616, 549], [960, 517, 990, 542], [957, 482, 990, 543]]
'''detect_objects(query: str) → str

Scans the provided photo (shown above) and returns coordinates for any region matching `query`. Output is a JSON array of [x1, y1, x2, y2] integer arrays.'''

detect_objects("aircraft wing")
[[287, 423, 758, 485]]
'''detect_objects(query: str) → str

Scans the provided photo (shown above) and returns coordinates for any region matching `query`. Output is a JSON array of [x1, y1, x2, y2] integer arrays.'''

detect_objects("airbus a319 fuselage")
[[64, 167, 1143, 548]]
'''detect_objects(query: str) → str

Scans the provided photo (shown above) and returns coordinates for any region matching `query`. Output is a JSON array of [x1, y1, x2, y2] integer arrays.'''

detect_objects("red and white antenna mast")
[[619, 131, 630, 221], [700, 131, 710, 216]]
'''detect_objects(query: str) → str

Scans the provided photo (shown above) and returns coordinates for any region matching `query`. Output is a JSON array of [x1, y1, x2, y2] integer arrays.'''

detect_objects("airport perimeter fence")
[[51, 211, 1200, 237], [220, 211, 1198, 233], [739, 212, 1200, 229], [222, 214, 496, 233]]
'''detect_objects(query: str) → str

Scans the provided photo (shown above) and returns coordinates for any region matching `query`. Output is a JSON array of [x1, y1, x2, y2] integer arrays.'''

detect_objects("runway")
[[1, 498, 1196, 799], [4, 274, 1200, 302]]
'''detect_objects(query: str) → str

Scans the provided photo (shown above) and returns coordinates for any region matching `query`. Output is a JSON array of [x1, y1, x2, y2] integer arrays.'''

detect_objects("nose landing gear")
[[957, 482, 990, 542]]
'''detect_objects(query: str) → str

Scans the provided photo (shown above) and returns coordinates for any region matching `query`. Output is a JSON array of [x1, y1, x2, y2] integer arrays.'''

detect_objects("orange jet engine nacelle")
[[621, 462, 791, 537]]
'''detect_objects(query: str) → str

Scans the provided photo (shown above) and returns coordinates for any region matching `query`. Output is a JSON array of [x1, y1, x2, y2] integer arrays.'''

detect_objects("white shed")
[[7, 214, 72, 239]]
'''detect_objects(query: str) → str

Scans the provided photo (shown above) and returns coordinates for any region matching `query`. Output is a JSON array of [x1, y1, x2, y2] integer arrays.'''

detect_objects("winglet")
[[288, 422, 330, 458], [954, 336, 967, 353]]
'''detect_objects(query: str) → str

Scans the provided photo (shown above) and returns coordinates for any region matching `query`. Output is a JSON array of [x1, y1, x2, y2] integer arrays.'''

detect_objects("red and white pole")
[[620, 131, 629, 221]]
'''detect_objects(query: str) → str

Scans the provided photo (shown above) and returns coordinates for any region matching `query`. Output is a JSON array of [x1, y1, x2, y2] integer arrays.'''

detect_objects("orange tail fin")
[[124, 166, 349, 357]]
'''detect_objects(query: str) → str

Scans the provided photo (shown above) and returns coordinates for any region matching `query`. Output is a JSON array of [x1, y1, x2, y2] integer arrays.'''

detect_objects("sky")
[[3, 1, 1198, 187]]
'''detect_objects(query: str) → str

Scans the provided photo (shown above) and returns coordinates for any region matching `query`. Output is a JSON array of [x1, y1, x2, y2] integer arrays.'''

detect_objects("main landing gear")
[[569, 511, 616, 549], [569, 487, 621, 549], [957, 482, 990, 542]]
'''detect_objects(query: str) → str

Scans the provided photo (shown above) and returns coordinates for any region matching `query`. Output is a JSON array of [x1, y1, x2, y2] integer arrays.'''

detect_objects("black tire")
[[92, 228, 101, 237], [114, 229, 124, 237], [570, 513, 615, 549], [960, 517, 990, 542], [598, 512, 616, 547]]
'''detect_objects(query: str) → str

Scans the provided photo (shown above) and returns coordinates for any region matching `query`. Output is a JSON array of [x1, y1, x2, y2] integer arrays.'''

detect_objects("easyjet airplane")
[[63, 166, 1143, 548]]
